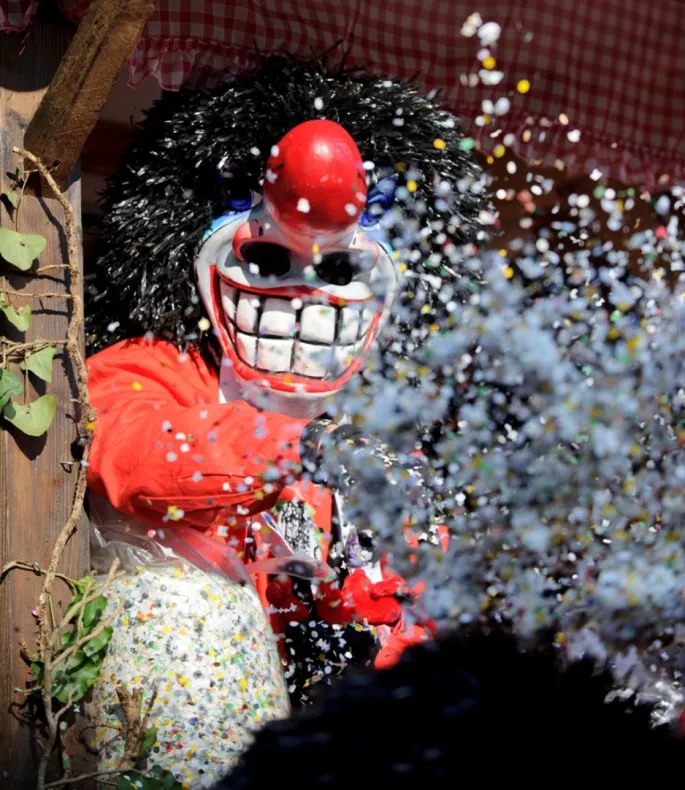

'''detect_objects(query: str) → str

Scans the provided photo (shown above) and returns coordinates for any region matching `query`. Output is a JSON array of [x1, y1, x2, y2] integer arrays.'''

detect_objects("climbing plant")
[[0, 177, 58, 436], [0, 150, 181, 790]]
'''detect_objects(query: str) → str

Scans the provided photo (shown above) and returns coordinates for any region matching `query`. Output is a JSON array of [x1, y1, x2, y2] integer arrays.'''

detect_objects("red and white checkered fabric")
[[3, 0, 685, 188]]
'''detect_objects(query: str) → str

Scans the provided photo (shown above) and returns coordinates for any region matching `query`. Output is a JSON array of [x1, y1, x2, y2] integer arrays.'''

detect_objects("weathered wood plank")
[[23, 0, 155, 188], [0, 8, 88, 787]]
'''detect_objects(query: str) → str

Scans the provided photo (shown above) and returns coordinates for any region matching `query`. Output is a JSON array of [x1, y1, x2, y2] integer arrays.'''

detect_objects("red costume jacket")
[[86, 337, 435, 667]]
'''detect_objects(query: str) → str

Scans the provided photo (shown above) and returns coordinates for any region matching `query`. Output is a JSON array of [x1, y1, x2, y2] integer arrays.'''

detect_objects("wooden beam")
[[23, 0, 155, 188], [0, 8, 89, 787]]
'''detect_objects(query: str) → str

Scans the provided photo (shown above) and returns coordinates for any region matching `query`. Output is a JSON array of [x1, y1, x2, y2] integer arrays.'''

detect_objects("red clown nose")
[[263, 119, 367, 250]]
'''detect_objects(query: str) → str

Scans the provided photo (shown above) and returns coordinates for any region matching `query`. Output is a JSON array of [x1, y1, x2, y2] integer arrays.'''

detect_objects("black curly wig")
[[86, 54, 486, 355], [215, 628, 685, 788]]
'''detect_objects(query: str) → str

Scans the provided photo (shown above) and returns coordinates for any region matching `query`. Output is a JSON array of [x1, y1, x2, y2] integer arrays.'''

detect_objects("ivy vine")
[[1, 151, 182, 790], [26, 575, 113, 704], [1, 181, 57, 437]]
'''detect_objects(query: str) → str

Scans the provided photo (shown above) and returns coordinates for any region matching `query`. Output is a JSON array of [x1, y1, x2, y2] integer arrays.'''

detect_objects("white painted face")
[[194, 197, 399, 408]]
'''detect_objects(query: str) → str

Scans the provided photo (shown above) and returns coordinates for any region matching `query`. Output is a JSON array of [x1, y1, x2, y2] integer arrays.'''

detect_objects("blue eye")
[[202, 190, 263, 242], [222, 189, 262, 215], [360, 175, 396, 228], [227, 194, 255, 212], [216, 164, 262, 214]]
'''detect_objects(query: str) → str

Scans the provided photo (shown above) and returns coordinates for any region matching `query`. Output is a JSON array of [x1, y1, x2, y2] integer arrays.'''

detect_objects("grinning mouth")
[[219, 279, 379, 381]]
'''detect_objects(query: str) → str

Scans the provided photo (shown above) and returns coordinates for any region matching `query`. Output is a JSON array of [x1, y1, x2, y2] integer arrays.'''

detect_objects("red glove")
[[313, 577, 357, 625], [374, 619, 436, 670], [315, 569, 404, 627], [265, 576, 310, 624]]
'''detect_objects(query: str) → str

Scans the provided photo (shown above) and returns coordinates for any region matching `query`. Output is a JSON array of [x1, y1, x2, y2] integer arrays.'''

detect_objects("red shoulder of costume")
[[86, 337, 310, 530], [87, 337, 219, 407]]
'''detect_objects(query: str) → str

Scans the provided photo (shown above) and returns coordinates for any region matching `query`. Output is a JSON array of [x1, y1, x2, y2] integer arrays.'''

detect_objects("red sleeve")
[[86, 338, 310, 530]]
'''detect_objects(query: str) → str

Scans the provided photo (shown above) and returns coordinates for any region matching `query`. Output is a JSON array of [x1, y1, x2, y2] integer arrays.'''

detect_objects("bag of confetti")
[[86, 494, 290, 789]]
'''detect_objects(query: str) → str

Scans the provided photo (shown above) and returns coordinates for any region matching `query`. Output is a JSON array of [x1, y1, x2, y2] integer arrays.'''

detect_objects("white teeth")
[[299, 304, 337, 343], [236, 293, 261, 332], [222, 285, 377, 380], [329, 344, 356, 377], [259, 298, 297, 337], [339, 307, 361, 344], [257, 338, 293, 372], [236, 332, 257, 365], [293, 342, 331, 378], [360, 306, 375, 336], [220, 282, 236, 321]]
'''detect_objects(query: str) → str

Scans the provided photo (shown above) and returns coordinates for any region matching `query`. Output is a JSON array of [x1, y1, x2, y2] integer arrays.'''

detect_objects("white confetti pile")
[[91, 565, 289, 788], [319, 173, 685, 717]]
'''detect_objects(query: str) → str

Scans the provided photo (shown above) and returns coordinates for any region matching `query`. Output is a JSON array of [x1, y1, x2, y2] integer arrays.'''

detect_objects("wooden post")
[[23, 0, 156, 188], [0, 8, 88, 787]]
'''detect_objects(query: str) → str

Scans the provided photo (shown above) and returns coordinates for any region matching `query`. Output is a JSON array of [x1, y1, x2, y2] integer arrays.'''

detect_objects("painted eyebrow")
[[202, 211, 247, 241]]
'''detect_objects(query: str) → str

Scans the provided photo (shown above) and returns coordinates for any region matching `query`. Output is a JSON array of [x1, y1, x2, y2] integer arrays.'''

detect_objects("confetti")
[[478, 21, 502, 45], [91, 565, 288, 787], [494, 97, 510, 116], [461, 12, 482, 37]]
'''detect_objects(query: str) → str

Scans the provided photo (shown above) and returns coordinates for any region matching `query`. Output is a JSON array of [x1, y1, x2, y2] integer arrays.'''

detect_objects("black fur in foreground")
[[215, 629, 685, 787]]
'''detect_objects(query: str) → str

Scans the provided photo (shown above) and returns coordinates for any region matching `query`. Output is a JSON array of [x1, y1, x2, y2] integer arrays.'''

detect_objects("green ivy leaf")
[[82, 626, 113, 657], [139, 725, 158, 760], [19, 345, 56, 383], [64, 593, 83, 623], [2, 189, 19, 209], [0, 295, 31, 331], [64, 590, 107, 630], [3, 394, 56, 436], [148, 765, 183, 790], [72, 575, 95, 596], [115, 767, 182, 790], [52, 652, 102, 703], [29, 661, 44, 685], [0, 228, 46, 270], [82, 595, 107, 629], [0, 370, 22, 411], [62, 648, 87, 674]]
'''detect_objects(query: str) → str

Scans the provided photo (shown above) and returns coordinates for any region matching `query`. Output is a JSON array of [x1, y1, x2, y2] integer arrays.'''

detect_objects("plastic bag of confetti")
[[86, 494, 290, 789]]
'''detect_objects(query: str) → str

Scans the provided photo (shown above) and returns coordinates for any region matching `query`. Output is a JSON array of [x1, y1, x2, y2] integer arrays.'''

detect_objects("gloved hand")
[[315, 569, 405, 627]]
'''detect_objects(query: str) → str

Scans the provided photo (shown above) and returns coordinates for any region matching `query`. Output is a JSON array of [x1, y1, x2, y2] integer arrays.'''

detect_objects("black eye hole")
[[241, 242, 291, 278], [314, 251, 366, 286]]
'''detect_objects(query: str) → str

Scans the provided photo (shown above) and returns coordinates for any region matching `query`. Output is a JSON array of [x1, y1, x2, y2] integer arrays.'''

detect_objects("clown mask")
[[194, 119, 399, 415]]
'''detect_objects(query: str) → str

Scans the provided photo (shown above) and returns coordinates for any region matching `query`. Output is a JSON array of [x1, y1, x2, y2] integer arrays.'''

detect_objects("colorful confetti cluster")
[[91, 565, 289, 788], [328, 175, 685, 720]]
